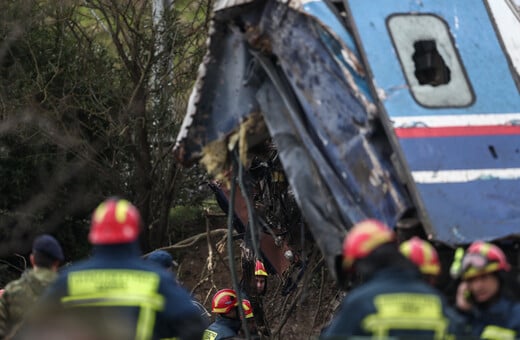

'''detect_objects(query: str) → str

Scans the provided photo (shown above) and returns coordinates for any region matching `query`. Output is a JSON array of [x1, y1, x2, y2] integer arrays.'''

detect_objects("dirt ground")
[[171, 221, 344, 340]]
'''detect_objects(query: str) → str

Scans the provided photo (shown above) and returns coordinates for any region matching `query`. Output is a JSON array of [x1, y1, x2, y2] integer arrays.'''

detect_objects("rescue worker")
[[146, 249, 211, 325], [254, 260, 268, 296], [204, 288, 241, 340], [455, 241, 520, 339], [320, 219, 464, 339], [244, 260, 270, 337], [146, 250, 179, 273], [30, 198, 206, 340], [0, 234, 64, 338], [399, 236, 441, 286]]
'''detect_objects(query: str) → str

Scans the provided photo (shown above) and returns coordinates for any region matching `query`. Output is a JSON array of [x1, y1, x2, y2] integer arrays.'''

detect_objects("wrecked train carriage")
[[173, 0, 520, 283]]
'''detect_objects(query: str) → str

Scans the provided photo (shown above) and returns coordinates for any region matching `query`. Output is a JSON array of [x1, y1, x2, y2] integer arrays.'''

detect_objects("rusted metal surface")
[[173, 0, 413, 281]]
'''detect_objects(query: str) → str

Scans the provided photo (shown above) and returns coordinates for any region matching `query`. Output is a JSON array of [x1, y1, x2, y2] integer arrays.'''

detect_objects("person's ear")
[[29, 254, 36, 267]]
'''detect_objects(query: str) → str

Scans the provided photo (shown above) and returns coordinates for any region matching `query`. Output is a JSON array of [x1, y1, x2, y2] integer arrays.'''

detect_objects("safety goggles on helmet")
[[461, 241, 510, 280]]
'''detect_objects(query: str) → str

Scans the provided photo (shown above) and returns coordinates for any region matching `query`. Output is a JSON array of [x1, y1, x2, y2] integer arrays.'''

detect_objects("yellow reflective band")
[[480, 243, 491, 256], [362, 293, 447, 339], [255, 269, 268, 276], [203, 329, 218, 340], [93, 202, 108, 223], [61, 293, 164, 310], [116, 200, 131, 223], [374, 293, 442, 318], [137, 306, 154, 340], [481, 325, 516, 340], [64, 270, 163, 340], [68, 270, 160, 295], [463, 263, 500, 280]]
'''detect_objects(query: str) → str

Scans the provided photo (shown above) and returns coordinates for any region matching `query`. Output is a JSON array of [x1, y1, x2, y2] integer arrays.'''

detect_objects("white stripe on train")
[[412, 168, 520, 183], [391, 113, 520, 128]]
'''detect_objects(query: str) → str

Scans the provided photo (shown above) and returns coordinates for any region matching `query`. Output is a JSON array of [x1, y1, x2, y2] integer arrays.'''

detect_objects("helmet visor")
[[462, 253, 488, 271]]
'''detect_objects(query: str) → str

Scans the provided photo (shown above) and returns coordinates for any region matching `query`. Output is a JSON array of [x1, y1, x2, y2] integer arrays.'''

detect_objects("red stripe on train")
[[394, 125, 520, 138]]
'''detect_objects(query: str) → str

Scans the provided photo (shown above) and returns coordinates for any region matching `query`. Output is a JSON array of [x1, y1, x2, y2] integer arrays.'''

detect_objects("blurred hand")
[[456, 281, 472, 311]]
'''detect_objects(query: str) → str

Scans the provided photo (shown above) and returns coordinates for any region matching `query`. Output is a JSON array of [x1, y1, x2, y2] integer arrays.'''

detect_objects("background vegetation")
[[0, 0, 213, 280]]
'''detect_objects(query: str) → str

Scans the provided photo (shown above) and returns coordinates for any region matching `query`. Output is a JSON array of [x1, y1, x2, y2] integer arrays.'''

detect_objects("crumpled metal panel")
[[174, 18, 261, 164], [174, 0, 414, 280]]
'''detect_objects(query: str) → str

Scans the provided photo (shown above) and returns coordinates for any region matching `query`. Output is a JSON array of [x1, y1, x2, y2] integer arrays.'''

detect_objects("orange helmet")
[[399, 237, 441, 276], [242, 299, 254, 319], [89, 198, 141, 244], [342, 219, 395, 270], [461, 241, 510, 280], [211, 289, 239, 314], [254, 260, 268, 276]]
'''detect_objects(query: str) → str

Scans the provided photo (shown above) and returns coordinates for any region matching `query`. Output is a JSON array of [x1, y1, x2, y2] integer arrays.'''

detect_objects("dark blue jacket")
[[203, 315, 241, 340], [462, 295, 520, 339], [321, 266, 465, 339], [38, 242, 206, 340]]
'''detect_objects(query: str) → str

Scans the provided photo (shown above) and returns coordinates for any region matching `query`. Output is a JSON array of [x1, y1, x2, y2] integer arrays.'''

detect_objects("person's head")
[[89, 198, 141, 245], [461, 241, 510, 304], [400, 236, 441, 285], [254, 260, 268, 295], [31, 234, 64, 271], [211, 288, 239, 319], [342, 219, 413, 280], [146, 250, 177, 272]]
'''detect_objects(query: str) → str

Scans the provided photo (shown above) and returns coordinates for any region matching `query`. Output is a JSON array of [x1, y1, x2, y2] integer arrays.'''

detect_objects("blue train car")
[[174, 0, 520, 281]]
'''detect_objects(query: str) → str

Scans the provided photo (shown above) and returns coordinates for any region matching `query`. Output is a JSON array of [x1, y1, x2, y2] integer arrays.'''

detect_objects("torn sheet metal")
[[174, 0, 413, 280]]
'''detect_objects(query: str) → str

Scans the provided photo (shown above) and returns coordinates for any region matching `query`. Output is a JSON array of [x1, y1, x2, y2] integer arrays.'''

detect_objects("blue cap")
[[32, 234, 64, 262], [147, 250, 177, 269]]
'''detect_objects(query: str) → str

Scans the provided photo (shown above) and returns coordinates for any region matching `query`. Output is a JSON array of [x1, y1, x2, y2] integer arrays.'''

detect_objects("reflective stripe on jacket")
[[463, 295, 520, 340], [39, 243, 205, 340], [321, 266, 466, 339]]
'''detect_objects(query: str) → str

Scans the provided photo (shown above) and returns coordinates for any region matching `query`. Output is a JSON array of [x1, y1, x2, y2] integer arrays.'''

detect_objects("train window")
[[387, 14, 474, 108]]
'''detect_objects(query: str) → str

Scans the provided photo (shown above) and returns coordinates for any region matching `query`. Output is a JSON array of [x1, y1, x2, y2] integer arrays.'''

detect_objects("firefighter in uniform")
[[320, 219, 464, 339], [204, 289, 242, 340], [28, 198, 206, 340], [0, 234, 63, 338], [456, 241, 520, 339]]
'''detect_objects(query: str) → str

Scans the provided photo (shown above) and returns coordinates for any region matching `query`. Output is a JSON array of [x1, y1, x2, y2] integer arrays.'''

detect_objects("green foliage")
[[169, 205, 203, 226], [0, 0, 212, 258]]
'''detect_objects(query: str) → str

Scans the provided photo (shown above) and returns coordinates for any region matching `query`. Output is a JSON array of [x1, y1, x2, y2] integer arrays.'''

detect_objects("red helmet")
[[399, 237, 441, 276], [461, 241, 510, 280], [242, 299, 254, 319], [89, 199, 141, 245], [342, 219, 395, 270], [211, 289, 239, 314], [255, 260, 268, 277]]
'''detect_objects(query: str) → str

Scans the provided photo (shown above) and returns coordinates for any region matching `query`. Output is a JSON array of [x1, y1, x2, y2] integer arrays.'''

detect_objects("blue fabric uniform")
[[203, 315, 241, 340], [36, 243, 205, 340], [321, 267, 466, 339], [462, 296, 520, 339]]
